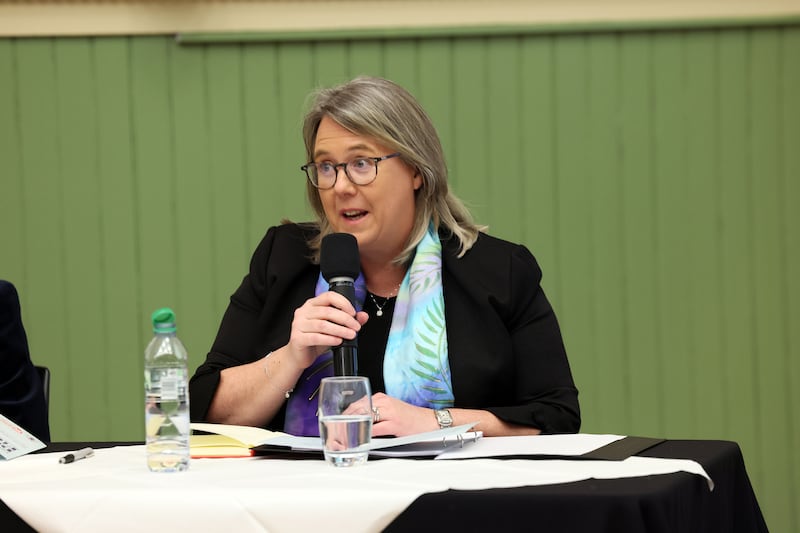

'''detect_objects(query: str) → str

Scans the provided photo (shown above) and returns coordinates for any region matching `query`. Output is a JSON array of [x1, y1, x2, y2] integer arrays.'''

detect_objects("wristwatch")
[[434, 409, 453, 429]]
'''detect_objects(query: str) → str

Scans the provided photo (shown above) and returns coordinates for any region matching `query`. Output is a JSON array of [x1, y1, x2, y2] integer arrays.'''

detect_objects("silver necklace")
[[369, 292, 394, 317], [368, 284, 400, 317]]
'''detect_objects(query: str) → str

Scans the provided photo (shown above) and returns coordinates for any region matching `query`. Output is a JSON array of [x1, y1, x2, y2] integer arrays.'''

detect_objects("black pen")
[[59, 447, 95, 464]]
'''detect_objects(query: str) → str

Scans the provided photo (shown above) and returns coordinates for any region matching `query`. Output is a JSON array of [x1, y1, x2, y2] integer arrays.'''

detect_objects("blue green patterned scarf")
[[383, 224, 453, 407], [283, 223, 453, 435]]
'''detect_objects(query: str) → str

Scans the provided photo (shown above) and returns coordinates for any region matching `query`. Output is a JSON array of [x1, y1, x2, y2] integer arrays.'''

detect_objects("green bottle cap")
[[151, 307, 177, 333]]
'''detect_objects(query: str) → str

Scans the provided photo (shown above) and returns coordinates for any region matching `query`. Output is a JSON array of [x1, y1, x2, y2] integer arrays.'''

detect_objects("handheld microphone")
[[320, 233, 360, 376]]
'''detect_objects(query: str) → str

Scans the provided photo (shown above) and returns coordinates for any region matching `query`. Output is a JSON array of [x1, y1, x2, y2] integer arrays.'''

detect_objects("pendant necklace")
[[368, 283, 401, 317], [369, 293, 391, 317]]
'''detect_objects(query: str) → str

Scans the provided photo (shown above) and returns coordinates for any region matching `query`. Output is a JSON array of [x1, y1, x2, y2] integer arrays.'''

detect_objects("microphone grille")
[[320, 233, 360, 281]]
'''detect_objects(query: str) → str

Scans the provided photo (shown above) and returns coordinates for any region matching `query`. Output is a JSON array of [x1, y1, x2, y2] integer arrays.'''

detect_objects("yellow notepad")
[[190, 423, 286, 458]]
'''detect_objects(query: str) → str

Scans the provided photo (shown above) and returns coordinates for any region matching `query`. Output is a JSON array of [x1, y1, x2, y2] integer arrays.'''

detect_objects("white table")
[[0, 443, 712, 532]]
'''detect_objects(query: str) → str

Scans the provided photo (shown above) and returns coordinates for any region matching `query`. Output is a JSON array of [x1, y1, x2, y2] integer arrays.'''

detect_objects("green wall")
[[1, 23, 798, 531]]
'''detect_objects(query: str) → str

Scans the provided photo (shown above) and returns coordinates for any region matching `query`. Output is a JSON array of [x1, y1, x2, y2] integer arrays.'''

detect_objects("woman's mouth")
[[342, 210, 368, 221]]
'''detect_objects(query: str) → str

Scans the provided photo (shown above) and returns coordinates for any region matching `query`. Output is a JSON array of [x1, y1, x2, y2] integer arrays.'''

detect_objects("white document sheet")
[[0, 413, 46, 460], [436, 433, 626, 459]]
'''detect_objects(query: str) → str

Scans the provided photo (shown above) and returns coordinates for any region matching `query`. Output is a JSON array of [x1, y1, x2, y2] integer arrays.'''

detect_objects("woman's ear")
[[412, 172, 423, 191]]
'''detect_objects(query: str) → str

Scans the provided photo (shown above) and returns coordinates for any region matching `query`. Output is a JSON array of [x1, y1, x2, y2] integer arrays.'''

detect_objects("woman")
[[189, 76, 580, 437]]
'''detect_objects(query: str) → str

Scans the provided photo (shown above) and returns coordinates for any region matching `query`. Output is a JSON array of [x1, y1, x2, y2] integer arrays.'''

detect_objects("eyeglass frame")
[[301, 153, 402, 189]]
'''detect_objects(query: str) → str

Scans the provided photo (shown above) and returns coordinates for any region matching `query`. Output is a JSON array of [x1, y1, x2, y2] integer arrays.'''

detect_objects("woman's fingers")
[[370, 393, 440, 437], [288, 291, 365, 366]]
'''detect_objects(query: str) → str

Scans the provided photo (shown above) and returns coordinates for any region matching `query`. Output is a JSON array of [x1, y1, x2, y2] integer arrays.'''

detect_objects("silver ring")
[[372, 406, 381, 423]]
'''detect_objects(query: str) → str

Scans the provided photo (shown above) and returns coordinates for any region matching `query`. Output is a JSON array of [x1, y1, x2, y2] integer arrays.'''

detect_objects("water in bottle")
[[144, 307, 190, 472]]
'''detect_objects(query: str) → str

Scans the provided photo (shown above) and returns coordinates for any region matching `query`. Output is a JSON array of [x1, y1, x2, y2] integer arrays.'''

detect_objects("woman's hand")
[[370, 392, 440, 437], [286, 291, 369, 369], [369, 394, 544, 437]]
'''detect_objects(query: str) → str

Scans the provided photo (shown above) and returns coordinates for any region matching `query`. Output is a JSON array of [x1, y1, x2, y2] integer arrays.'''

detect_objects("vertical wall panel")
[[348, 39, 382, 78], [275, 43, 314, 219], [685, 32, 724, 439], [553, 34, 597, 428], [716, 28, 760, 486], [417, 39, 454, 173], [587, 33, 628, 433], [0, 41, 26, 286], [486, 37, 522, 243], [312, 40, 349, 86], [169, 43, 218, 370], [54, 39, 109, 439], [3, 23, 799, 530], [619, 33, 662, 437], [130, 37, 177, 335], [93, 38, 142, 440], [781, 26, 800, 533], [451, 38, 488, 219], [207, 45, 250, 340], [749, 28, 793, 526], [14, 39, 73, 439], [651, 31, 690, 437], [383, 39, 417, 94], [242, 44, 284, 249], [519, 37, 559, 294]]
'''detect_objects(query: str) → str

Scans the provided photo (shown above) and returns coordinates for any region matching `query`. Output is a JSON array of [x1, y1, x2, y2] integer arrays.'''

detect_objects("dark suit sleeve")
[[189, 224, 317, 425], [0, 280, 51, 442], [189, 227, 281, 422], [444, 233, 580, 434], [486, 245, 580, 433]]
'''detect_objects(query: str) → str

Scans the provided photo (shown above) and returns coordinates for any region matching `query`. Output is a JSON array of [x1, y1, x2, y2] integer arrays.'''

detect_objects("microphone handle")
[[329, 278, 358, 376], [333, 345, 358, 376]]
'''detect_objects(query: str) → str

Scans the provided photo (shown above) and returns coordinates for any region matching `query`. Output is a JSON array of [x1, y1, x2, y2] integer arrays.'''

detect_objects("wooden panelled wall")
[[1, 24, 798, 530]]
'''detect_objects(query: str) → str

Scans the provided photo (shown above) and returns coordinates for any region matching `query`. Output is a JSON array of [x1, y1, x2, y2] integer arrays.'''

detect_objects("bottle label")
[[161, 369, 179, 401]]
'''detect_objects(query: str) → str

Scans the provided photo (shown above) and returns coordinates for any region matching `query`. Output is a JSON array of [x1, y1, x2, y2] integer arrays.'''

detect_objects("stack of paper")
[[190, 423, 286, 458]]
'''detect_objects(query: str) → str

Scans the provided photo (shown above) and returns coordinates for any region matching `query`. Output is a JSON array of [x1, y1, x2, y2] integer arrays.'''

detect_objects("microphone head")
[[320, 233, 360, 281]]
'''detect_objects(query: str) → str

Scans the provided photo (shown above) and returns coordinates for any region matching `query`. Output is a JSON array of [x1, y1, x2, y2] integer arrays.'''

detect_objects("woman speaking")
[[190, 76, 580, 438]]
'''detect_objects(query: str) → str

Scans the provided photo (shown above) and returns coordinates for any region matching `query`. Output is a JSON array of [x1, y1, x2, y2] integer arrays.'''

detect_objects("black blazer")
[[190, 223, 580, 434], [0, 280, 50, 442]]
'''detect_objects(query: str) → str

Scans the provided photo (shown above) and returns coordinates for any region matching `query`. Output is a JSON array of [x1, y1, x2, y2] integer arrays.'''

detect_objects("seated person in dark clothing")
[[190, 76, 580, 438], [0, 280, 50, 442]]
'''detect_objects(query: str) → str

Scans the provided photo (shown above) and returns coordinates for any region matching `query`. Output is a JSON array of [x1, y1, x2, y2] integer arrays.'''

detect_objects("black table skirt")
[[386, 440, 768, 533], [1, 440, 767, 533]]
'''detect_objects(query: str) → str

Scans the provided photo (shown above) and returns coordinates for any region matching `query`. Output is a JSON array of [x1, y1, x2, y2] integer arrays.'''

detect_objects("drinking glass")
[[318, 376, 373, 467]]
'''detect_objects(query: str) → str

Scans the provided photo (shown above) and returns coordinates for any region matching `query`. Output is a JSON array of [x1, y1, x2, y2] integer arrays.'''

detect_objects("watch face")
[[436, 409, 453, 427]]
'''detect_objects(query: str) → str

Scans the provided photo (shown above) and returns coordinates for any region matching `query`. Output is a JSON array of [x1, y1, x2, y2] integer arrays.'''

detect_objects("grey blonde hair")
[[302, 76, 484, 265]]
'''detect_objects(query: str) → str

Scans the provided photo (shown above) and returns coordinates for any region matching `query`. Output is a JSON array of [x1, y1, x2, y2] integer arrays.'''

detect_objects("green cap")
[[151, 307, 177, 333]]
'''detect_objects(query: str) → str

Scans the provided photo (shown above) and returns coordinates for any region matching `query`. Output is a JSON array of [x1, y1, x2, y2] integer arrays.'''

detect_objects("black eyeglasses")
[[301, 153, 401, 189]]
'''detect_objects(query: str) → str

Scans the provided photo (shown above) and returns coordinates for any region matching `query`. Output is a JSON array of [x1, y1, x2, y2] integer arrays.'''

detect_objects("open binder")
[[190, 422, 480, 459], [256, 423, 481, 459]]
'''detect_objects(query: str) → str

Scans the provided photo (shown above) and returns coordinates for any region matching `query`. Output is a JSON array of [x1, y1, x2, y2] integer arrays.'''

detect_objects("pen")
[[59, 447, 95, 464]]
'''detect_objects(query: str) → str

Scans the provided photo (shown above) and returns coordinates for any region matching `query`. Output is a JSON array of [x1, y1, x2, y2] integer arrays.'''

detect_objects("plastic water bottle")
[[144, 307, 190, 472]]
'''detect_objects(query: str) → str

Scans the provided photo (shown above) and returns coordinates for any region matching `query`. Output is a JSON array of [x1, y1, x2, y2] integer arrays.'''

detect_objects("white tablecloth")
[[0, 445, 712, 532]]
